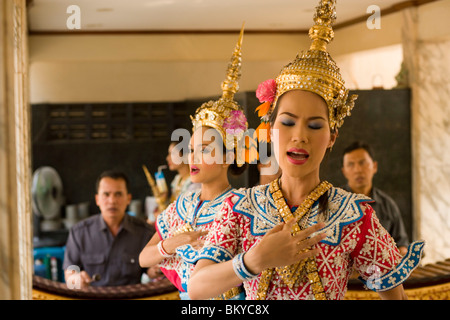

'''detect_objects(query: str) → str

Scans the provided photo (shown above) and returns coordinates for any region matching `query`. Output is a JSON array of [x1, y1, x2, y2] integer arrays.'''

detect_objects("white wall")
[[334, 44, 403, 90], [28, 33, 308, 103], [28, 11, 405, 104]]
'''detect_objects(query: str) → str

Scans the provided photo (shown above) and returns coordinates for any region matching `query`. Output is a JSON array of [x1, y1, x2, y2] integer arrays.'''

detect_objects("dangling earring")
[[329, 130, 338, 153]]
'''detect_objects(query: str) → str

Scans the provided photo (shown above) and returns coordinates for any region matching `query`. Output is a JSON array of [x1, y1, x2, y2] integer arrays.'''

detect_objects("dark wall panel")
[[32, 89, 412, 240], [320, 89, 412, 240]]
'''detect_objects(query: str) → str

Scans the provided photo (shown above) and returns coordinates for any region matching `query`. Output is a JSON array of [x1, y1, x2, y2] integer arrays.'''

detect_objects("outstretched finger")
[[294, 222, 325, 240], [297, 232, 326, 251], [297, 247, 322, 261], [298, 222, 325, 238], [265, 221, 286, 236], [183, 230, 208, 240]]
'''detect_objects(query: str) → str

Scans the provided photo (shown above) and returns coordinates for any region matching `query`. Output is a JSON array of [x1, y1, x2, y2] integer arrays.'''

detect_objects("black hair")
[[228, 162, 248, 176], [342, 141, 375, 164], [95, 170, 130, 194], [222, 138, 248, 177]]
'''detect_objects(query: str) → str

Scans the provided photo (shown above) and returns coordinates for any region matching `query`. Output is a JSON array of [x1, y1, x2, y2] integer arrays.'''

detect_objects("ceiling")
[[26, 0, 430, 33]]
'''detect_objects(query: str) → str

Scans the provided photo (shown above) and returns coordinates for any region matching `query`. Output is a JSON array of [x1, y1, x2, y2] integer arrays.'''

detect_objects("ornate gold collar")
[[256, 179, 332, 300]]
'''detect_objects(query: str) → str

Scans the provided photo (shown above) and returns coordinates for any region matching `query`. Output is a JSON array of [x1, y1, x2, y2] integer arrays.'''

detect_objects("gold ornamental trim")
[[256, 180, 331, 300]]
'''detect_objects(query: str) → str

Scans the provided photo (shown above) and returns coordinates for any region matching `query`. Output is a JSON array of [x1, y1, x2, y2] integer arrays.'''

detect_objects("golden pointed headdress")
[[191, 24, 248, 146], [255, 0, 357, 134]]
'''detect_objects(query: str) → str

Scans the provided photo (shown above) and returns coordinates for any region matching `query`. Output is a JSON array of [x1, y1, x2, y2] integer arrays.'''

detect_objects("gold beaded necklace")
[[256, 179, 332, 300]]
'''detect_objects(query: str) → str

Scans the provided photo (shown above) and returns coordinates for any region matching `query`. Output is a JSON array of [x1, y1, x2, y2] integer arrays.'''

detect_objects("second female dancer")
[[139, 26, 249, 300]]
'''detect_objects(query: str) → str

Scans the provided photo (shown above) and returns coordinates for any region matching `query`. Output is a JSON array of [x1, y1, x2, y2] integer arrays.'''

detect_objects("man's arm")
[[63, 229, 91, 288]]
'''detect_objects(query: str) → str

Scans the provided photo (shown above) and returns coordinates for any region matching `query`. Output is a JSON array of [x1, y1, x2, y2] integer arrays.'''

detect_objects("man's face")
[[95, 177, 131, 221], [341, 148, 378, 191]]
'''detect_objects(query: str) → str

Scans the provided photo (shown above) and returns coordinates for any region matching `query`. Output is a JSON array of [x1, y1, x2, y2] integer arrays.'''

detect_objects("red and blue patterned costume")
[[196, 184, 424, 300]]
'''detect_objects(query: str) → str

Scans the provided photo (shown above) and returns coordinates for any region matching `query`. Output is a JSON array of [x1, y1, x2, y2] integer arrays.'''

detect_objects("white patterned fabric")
[[156, 188, 234, 292]]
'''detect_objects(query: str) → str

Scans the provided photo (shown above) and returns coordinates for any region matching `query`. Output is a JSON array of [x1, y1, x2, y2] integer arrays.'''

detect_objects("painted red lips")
[[190, 165, 200, 175], [286, 148, 309, 165]]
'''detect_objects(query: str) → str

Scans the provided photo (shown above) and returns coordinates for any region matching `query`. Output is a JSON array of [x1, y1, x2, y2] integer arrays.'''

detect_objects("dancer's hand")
[[164, 230, 209, 253], [244, 219, 326, 274]]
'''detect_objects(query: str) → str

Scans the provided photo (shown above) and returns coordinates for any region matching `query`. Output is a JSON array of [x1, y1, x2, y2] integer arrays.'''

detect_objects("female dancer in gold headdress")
[[139, 26, 248, 300], [188, 0, 424, 300]]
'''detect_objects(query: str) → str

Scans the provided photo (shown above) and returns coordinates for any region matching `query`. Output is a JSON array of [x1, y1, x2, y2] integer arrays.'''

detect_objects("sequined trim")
[[318, 188, 372, 245], [195, 245, 234, 264], [175, 189, 233, 226], [231, 185, 279, 236]]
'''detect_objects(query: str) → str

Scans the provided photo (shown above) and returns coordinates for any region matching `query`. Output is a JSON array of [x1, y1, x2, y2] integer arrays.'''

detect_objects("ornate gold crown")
[[191, 24, 248, 146], [256, 0, 357, 132]]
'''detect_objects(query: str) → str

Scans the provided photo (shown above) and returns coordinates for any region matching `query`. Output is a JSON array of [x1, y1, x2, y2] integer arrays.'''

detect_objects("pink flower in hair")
[[223, 110, 247, 133], [256, 79, 277, 103]]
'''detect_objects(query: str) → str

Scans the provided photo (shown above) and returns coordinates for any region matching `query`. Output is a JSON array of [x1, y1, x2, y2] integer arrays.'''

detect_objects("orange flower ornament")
[[255, 79, 277, 143]]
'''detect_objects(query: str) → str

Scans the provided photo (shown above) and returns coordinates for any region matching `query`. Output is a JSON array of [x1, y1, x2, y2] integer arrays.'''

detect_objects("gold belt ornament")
[[256, 179, 331, 300]]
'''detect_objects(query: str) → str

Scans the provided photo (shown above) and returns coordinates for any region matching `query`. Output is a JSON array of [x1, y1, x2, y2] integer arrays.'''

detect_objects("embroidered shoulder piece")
[[359, 240, 425, 292], [232, 186, 372, 246], [315, 187, 373, 246], [175, 190, 198, 223], [174, 188, 234, 264], [232, 184, 280, 236], [175, 189, 234, 226], [176, 244, 204, 264]]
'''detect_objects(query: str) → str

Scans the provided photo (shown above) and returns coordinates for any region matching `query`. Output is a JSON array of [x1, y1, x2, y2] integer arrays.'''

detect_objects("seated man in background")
[[63, 170, 155, 288], [341, 141, 409, 255]]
